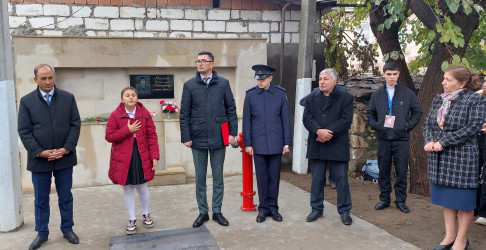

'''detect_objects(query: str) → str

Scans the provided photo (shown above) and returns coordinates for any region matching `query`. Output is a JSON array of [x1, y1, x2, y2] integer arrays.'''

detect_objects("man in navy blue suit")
[[243, 64, 292, 223], [18, 64, 81, 250]]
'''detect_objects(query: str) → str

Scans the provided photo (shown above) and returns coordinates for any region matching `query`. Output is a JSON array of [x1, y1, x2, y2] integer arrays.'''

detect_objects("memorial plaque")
[[130, 75, 174, 99]]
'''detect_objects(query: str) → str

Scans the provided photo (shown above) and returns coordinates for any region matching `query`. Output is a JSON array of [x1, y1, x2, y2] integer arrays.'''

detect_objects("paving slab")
[[109, 227, 218, 250], [0, 176, 419, 250]]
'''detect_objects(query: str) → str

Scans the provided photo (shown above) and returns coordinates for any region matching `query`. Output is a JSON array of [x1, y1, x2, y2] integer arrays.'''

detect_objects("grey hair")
[[319, 68, 338, 81]]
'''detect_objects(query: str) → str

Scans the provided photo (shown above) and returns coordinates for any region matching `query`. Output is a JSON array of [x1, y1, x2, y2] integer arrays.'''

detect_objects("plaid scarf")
[[437, 88, 465, 129]]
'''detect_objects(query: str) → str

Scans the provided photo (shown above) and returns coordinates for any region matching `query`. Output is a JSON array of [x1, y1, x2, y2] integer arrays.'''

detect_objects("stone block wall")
[[349, 101, 377, 176], [7, 2, 320, 43]]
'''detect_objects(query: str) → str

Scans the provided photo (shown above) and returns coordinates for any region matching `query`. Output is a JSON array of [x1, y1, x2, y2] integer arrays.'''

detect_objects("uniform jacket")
[[303, 87, 353, 161], [423, 91, 486, 189], [105, 102, 159, 185], [243, 83, 292, 155], [180, 70, 238, 150], [367, 82, 422, 141], [18, 87, 81, 172]]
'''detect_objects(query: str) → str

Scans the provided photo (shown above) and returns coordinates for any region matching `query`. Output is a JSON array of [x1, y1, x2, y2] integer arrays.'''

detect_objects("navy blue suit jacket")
[[243, 83, 292, 155]]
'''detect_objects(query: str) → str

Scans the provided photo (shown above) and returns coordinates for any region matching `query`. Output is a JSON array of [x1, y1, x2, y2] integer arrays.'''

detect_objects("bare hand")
[[152, 159, 158, 170], [432, 142, 443, 152], [316, 129, 333, 143], [424, 142, 435, 152], [183, 141, 192, 148], [44, 148, 68, 161], [482, 120, 486, 134], [282, 146, 290, 155], [229, 135, 235, 145], [38, 149, 56, 159], [127, 120, 141, 133], [245, 146, 253, 156]]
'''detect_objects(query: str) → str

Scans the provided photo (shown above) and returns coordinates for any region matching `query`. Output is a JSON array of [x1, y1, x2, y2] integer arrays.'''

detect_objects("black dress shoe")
[[433, 240, 454, 250], [451, 239, 469, 250], [396, 202, 410, 213], [29, 236, 48, 250], [192, 213, 209, 228], [63, 231, 79, 244], [374, 201, 390, 210], [306, 211, 323, 222], [212, 213, 229, 226], [270, 211, 283, 222], [256, 212, 267, 223], [340, 213, 352, 225]]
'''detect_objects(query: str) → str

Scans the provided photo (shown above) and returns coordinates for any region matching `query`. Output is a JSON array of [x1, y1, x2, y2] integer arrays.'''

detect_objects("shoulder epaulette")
[[275, 85, 287, 92], [246, 86, 258, 93]]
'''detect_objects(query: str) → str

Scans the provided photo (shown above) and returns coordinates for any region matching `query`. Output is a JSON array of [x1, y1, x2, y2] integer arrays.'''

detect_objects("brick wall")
[[7, 0, 290, 10], [7, 2, 316, 43]]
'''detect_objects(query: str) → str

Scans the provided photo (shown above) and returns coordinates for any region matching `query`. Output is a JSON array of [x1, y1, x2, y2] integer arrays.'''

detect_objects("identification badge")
[[384, 115, 395, 128]]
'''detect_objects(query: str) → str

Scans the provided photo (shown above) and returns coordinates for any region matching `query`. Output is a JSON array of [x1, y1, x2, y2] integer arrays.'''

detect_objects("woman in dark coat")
[[423, 65, 486, 250], [106, 87, 160, 235]]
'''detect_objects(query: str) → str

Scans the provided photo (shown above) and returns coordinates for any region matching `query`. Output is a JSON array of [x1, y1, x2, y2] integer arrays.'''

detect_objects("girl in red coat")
[[105, 87, 160, 235]]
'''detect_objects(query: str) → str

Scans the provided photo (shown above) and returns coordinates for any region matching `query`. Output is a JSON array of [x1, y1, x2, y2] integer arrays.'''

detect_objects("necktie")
[[204, 77, 209, 85], [44, 94, 51, 107]]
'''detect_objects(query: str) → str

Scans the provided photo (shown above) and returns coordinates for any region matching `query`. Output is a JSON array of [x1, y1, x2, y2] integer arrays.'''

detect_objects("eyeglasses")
[[195, 60, 214, 64]]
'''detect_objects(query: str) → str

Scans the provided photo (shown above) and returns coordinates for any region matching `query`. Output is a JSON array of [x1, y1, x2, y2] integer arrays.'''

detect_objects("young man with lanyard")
[[367, 61, 422, 213]]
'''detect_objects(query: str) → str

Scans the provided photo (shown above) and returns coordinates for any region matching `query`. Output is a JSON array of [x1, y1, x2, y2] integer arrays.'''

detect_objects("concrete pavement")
[[0, 176, 419, 250]]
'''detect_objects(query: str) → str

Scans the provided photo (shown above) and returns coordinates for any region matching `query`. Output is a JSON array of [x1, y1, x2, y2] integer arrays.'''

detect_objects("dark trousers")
[[31, 167, 74, 238], [310, 159, 352, 214], [192, 147, 226, 214], [254, 153, 282, 214], [377, 140, 410, 204]]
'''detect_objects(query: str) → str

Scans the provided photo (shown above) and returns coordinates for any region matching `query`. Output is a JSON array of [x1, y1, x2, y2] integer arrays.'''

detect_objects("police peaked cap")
[[252, 64, 276, 80]]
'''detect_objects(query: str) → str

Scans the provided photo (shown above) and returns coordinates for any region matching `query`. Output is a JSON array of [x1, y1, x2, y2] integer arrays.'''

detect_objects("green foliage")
[[372, 0, 484, 74], [436, 17, 465, 48], [464, 13, 486, 73], [320, 0, 484, 77], [320, 1, 379, 78], [383, 51, 404, 62], [82, 116, 109, 123], [377, 0, 407, 31]]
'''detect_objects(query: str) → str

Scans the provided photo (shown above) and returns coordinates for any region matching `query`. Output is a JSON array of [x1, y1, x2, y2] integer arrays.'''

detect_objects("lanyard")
[[386, 89, 393, 115]]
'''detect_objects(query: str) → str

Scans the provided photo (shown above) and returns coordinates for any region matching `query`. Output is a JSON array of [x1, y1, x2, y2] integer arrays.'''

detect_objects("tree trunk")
[[369, 2, 415, 91], [408, 3, 480, 196]]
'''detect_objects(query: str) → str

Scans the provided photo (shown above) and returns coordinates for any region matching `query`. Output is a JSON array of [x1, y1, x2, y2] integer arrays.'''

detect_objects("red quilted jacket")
[[105, 102, 159, 185]]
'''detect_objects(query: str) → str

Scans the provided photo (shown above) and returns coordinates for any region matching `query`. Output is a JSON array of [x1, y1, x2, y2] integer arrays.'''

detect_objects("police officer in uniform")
[[243, 64, 292, 223]]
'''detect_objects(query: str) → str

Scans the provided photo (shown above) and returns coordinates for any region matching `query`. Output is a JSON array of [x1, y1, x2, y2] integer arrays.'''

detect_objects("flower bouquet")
[[160, 100, 179, 119]]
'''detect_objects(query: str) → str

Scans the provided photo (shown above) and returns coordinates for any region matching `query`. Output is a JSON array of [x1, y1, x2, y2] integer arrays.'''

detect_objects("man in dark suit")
[[18, 64, 81, 250], [180, 51, 238, 228], [302, 68, 354, 225], [243, 64, 292, 223]]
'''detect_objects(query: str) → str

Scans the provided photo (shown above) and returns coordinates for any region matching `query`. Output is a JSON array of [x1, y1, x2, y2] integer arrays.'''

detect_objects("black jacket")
[[18, 87, 81, 172], [367, 83, 422, 141], [180, 70, 238, 150], [303, 87, 353, 161]]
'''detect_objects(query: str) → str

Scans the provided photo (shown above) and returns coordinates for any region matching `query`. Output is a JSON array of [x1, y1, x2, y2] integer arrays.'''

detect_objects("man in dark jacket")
[[18, 64, 81, 250], [367, 61, 422, 213], [180, 51, 238, 228], [243, 64, 292, 223], [303, 68, 354, 225]]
